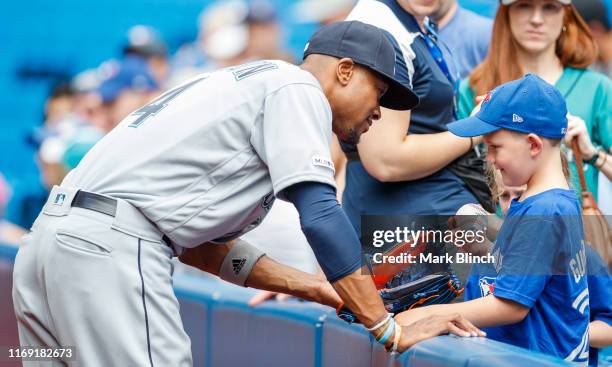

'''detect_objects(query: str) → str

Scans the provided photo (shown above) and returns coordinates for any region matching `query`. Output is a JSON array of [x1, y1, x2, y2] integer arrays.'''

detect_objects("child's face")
[[484, 130, 536, 187]]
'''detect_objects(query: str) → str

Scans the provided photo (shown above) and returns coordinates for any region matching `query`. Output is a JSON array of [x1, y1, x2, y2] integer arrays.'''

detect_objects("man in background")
[[435, 0, 493, 78]]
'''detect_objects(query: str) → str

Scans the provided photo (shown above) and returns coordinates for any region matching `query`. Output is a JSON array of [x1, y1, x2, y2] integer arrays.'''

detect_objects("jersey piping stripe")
[[138, 239, 155, 367], [571, 288, 589, 310]]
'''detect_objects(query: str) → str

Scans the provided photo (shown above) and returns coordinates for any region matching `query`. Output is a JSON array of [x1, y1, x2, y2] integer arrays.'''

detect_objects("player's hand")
[[565, 114, 598, 159], [395, 313, 486, 352]]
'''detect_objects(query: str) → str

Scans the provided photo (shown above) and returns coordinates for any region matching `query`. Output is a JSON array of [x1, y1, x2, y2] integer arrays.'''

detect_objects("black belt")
[[71, 190, 171, 245], [72, 190, 117, 217]]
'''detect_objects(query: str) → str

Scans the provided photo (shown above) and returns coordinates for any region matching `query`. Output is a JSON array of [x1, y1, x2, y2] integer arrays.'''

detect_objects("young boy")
[[395, 74, 591, 365], [486, 176, 612, 366]]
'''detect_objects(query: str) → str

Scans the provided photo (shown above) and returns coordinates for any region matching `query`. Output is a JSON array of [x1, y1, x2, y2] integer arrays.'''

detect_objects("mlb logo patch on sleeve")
[[312, 156, 335, 172]]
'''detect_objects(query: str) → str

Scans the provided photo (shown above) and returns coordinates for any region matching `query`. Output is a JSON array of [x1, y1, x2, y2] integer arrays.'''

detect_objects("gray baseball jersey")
[[62, 60, 336, 250]]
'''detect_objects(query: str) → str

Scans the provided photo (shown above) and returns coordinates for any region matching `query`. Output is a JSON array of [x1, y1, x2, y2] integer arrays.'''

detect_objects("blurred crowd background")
[[0, 0, 611, 247]]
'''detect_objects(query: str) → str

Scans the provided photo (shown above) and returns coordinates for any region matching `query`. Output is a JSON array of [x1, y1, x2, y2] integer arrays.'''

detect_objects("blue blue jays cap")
[[98, 56, 158, 104], [447, 74, 568, 139], [303, 20, 419, 111]]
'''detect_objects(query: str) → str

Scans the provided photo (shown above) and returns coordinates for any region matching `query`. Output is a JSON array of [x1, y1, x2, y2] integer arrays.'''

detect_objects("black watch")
[[584, 148, 601, 166]]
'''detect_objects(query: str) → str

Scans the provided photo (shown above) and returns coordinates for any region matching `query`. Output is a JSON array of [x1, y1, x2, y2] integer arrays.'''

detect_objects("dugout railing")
[[0, 243, 576, 367]]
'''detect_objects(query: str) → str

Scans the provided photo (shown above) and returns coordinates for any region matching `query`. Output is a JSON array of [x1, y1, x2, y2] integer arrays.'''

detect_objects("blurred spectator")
[[171, 0, 250, 84], [61, 128, 104, 172], [71, 69, 107, 132], [458, 0, 611, 208], [0, 173, 26, 246], [575, 0, 612, 78], [42, 83, 75, 128], [123, 25, 170, 86], [12, 83, 82, 230], [244, 0, 294, 62], [0, 174, 8, 218], [97, 56, 160, 132], [434, 0, 493, 78], [292, 0, 356, 25], [37, 116, 103, 188]]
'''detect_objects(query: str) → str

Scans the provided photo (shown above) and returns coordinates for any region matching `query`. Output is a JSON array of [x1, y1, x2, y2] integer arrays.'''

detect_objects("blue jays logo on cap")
[[447, 74, 568, 139], [483, 91, 492, 104]]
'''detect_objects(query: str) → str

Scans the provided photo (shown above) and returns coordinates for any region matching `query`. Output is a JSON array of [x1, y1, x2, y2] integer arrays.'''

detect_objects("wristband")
[[372, 317, 393, 340], [219, 240, 265, 286], [390, 321, 402, 353], [377, 320, 395, 345], [367, 313, 392, 331]]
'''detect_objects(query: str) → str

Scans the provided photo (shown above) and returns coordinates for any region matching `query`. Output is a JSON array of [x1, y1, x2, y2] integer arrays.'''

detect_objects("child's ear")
[[526, 133, 543, 157]]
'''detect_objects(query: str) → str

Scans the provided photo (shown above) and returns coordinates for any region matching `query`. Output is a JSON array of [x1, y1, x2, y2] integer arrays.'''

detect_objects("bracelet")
[[595, 150, 608, 169], [585, 148, 602, 166], [468, 137, 474, 152], [390, 322, 402, 353], [367, 313, 392, 332], [372, 317, 393, 340], [377, 320, 395, 345]]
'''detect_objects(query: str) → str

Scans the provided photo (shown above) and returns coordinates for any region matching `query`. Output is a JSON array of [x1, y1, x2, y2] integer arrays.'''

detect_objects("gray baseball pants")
[[12, 186, 192, 367]]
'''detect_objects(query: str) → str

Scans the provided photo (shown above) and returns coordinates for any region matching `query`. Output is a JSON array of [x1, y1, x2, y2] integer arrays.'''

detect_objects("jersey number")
[[230, 60, 278, 81], [129, 75, 208, 128]]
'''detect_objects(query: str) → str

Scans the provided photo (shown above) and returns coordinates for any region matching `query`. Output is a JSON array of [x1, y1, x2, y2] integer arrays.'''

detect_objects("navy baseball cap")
[[303, 21, 419, 111], [447, 74, 568, 139]]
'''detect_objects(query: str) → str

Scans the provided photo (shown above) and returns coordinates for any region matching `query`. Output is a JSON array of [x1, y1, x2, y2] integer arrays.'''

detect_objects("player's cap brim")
[[447, 115, 501, 137], [377, 73, 420, 111]]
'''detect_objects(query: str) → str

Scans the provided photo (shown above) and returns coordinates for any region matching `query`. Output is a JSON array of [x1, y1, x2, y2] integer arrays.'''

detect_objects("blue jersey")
[[586, 245, 612, 366], [465, 189, 590, 365]]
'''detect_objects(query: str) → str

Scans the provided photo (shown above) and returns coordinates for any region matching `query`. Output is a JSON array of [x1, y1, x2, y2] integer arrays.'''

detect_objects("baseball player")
[[12, 21, 482, 366]]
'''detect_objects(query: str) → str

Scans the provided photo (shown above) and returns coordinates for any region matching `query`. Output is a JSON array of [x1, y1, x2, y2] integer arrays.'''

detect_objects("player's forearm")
[[178, 242, 342, 307], [589, 320, 612, 348], [331, 268, 389, 326], [245, 255, 342, 307], [178, 241, 232, 275]]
